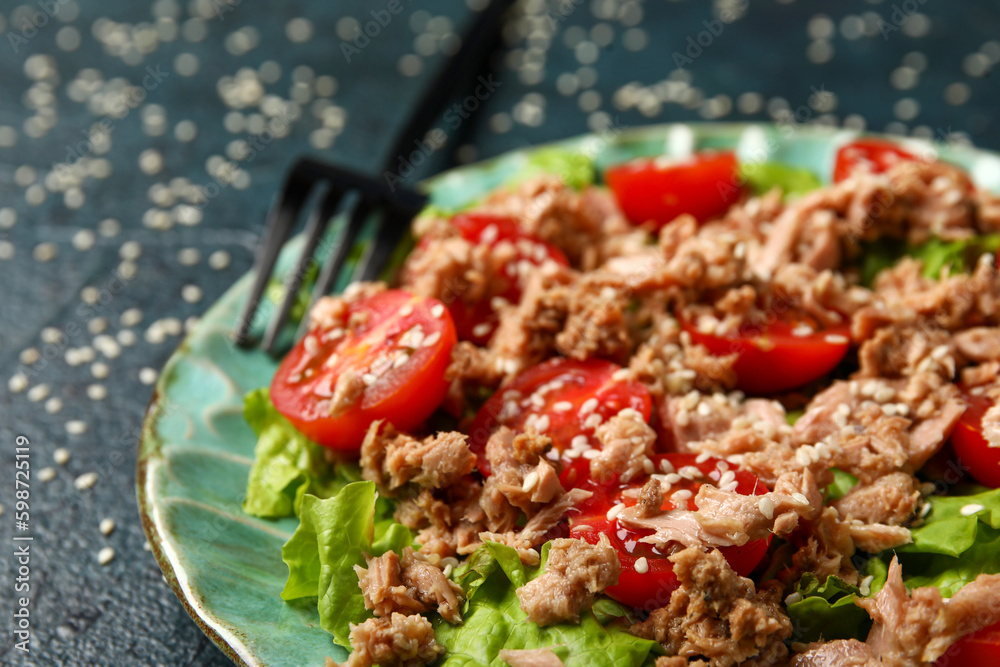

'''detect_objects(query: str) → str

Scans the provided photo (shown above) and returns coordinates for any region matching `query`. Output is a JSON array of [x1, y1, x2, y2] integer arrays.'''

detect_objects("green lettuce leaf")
[[740, 162, 822, 199], [825, 468, 859, 502], [887, 488, 1000, 597], [785, 556, 887, 644], [242, 388, 351, 518], [860, 234, 1000, 286], [898, 487, 1000, 557], [911, 234, 1000, 279], [786, 574, 870, 643], [437, 542, 659, 666], [516, 148, 595, 190], [280, 482, 412, 648]]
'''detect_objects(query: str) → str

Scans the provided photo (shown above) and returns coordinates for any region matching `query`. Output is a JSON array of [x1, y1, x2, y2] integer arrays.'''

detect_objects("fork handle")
[[380, 0, 515, 177]]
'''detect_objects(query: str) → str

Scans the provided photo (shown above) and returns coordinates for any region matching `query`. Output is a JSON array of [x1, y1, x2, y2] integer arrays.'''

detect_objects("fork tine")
[[352, 209, 410, 283], [261, 185, 344, 354], [294, 196, 374, 341], [233, 162, 321, 346]]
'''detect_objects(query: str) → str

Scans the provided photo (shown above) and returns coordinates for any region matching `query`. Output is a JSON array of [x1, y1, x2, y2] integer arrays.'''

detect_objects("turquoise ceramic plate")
[[137, 123, 1000, 667]]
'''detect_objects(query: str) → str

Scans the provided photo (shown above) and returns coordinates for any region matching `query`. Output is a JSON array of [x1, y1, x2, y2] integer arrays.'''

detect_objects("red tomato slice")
[[562, 453, 770, 610], [682, 316, 851, 395], [270, 289, 456, 452], [469, 358, 652, 475], [950, 392, 1000, 488], [604, 151, 741, 229], [833, 139, 918, 183], [445, 213, 569, 345], [935, 620, 1000, 666]]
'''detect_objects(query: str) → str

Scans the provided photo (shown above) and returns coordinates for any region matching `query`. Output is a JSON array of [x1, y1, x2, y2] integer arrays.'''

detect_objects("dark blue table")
[[1, 1, 998, 665]]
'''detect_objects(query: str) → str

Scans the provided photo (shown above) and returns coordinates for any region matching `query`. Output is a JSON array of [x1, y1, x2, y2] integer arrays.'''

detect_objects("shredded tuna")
[[361, 421, 476, 493], [516, 537, 620, 626], [954, 326, 1000, 362], [793, 557, 1000, 666], [393, 486, 485, 559], [832, 472, 920, 526], [589, 408, 657, 483], [354, 548, 464, 623], [846, 522, 912, 553], [630, 547, 792, 666], [337, 612, 443, 667], [620, 470, 820, 550], [499, 648, 565, 667], [309, 282, 387, 331]]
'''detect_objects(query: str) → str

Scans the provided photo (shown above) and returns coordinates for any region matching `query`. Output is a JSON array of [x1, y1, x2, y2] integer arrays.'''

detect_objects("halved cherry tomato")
[[683, 316, 851, 395], [563, 453, 770, 610], [468, 358, 652, 475], [440, 213, 569, 345], [271, 289, 456, 451], [950, 392, 1000, 488], [934, 620, 1000, 666], [833, 139, 918, 183], [604, 151, 741, 229]]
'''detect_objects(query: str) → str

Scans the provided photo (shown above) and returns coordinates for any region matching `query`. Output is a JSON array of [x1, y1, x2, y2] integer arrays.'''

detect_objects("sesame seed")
[[719, 470, 736, 487], [522, 470, 539, 493], [643, 459, 655, 474], [74, 472, 99, 490], [634, 556, 649, 574], [27, 384, 50, 402], [535, 415, 550, 433], [792, 324, 813, 337], [664, 473, 682, 485], [873, 386, 896, 403], [791, 492, 810, 505], [362, 373, 378, 386], [672, 489, 693, 502], [8, 373, 28, 393], [696, 452, 711, 464], [181, 284, 203, 303], [431, 304, 444, 318], [66, 420, 88, 435], [471, 323, 492, 338], [606, 503, 625, 520], [825, 334, 849, 345], [553, 401, 573, 412], [208, 250, 231, 270], [98, 547, 116, 566], [579, 398, 599, 416], [758, 497, 775, 520], [423, 331, 443, 348], [784, 592, 803, 605], [39, 467, 56, 482], [961, 503, 985, 516], [91, 362, 109, 379], [398, 304, 414, 317], [45, 397, 63, 414], [582, 448, 600, 460], [678, 465, 701, 480], [659, 459, 675, 474], [583, 413, 603, 429], [87, 384, 107, 400], [54, 448, 70, 465], [139, 368, 158, 385]]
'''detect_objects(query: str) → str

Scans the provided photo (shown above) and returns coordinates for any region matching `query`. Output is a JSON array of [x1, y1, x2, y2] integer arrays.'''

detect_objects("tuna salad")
[[242, 136, 1000, 667]]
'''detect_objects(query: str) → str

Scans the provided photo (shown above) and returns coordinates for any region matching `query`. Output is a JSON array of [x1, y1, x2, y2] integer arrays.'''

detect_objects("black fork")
[[233, 0, 513, 352]]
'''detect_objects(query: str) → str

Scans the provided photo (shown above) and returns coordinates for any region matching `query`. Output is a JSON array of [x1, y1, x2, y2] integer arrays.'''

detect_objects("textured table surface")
[[1, 1, 999, 665]]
